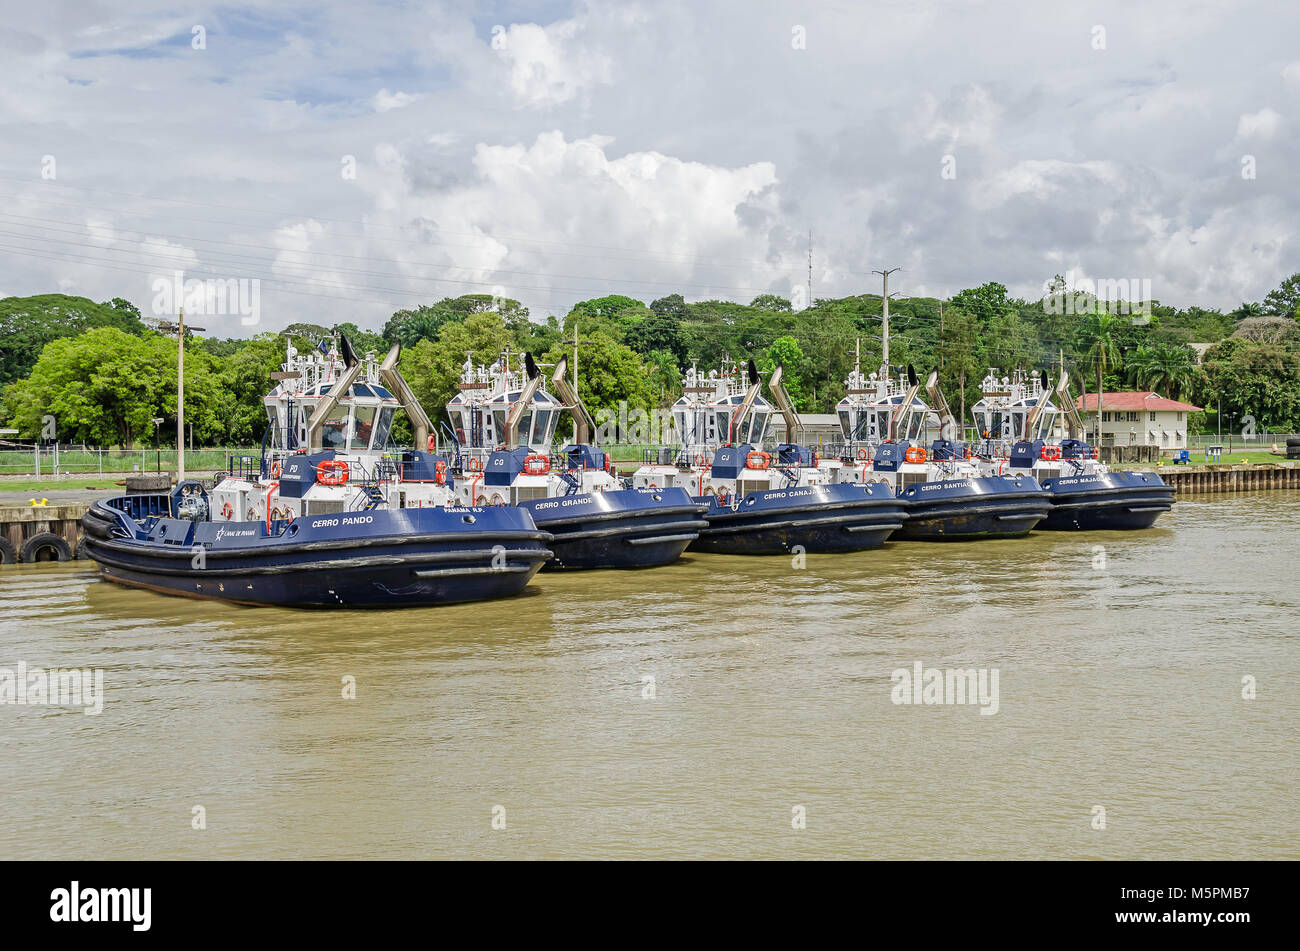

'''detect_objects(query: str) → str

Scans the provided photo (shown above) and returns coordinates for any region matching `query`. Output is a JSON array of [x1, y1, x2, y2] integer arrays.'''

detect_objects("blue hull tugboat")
[[444, 352, 706, 569], [824, 357, 1050, 540], [970, 369, 1174, 530], [80, 336, 552, 607], [632, 359, 905, 554]]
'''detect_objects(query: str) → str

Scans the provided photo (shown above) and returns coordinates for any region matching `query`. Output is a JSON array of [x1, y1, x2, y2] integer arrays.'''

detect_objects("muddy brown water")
[[1, 492, 1295, 858]]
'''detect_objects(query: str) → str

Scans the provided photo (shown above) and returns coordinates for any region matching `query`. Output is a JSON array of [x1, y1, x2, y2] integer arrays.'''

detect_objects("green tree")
[[750, 294, 793, 312], [0, 293, 148, 386], [1262, 273, 1300, 319], [1126, 343, 1196, 400], [399, 312, 520, 426], [4, 327, 223, 446], [1076, 312, 1126, 442], [937, 307, 981, 430], [756, 335, 805, 408]]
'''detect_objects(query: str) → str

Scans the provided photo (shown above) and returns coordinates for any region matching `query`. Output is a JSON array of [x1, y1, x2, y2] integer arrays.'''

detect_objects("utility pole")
[[156, 309, 205, 481], [561, 323, 595, 393], [873, 267, 901, 371], [560, 322, 595, 439]]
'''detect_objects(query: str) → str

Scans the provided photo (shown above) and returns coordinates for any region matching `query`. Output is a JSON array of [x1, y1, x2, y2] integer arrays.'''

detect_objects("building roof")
[[1075, 392, 1201, 412], [797, 414, 840, 425]]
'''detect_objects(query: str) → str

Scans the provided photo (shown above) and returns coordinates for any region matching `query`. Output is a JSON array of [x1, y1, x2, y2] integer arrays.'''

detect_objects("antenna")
[[807, 229, 813, 307]]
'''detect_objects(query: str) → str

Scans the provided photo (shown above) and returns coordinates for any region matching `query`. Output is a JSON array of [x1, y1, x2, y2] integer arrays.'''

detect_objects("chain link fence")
[[0, 448, 259, 480]]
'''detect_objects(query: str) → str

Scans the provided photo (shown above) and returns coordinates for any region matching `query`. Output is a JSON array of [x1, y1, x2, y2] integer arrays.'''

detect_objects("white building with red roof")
[[1075, 392, 1202, 451]]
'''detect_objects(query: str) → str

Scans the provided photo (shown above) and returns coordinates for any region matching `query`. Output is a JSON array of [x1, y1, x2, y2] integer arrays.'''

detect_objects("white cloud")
[[372, 88, 420, 113], [496, 19, 612, 109], [1236, 107, 1281, 139], [1283, 61, 1300, 85]]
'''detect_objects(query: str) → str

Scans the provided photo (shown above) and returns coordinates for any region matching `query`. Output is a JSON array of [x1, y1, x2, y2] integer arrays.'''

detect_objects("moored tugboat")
[[827, 359, 1050, 540], [445, 351, 707, 569], [80, 336, 552, 607], [632, 359, 906, 554], [970, 369, 1174, 530]]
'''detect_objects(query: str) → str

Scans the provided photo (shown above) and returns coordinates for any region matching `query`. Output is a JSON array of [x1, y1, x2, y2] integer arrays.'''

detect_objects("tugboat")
[[444, 351, 707, 569], [970, 369, 1174, 530], [631, 358, 905, 554], [79, 336, 553, 606], [828, 358, 1050, 540]]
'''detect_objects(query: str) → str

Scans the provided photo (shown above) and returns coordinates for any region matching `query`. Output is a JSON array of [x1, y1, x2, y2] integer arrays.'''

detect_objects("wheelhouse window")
[[320, 406, 349, 450], [532, 409, 554, 445], [373, 408, 394, 450], [512, 409, 534, 447], [350, 405, 376, 451], [266, 406, 281, 448]]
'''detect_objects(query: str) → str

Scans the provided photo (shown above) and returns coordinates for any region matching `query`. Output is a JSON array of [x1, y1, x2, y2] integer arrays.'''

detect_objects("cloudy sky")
[[1, 0, 1296, 335]]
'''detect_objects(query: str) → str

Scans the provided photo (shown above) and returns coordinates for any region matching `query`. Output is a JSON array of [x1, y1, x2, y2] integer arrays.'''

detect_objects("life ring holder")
[[270, 460, 282, 479], [856, 447, 869, 461], [694, 453, 708, 468], [523, 453, 551, 476], [316, 460, 349, 486], [465, 456, 482, 472], [746, 450, 770, 470]]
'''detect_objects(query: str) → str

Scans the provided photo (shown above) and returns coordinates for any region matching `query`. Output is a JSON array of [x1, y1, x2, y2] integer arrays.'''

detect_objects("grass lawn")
[[1131, 449, 1292, 468], [0, 478, 126, 494]]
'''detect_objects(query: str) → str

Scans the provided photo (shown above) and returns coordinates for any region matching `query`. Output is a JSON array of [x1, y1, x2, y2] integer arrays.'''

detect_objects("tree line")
[[3, 272, 1300, 447]]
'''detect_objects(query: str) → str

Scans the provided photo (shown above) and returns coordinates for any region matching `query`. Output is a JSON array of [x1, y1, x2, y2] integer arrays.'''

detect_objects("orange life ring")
[[811, 451, 820, 467], [856, 447, 868, 461], [316, 460, 349, 486], [270, 460, 282, 479], [1040, 445, 1062, 461], [434, 459, 448, 485], [746, 450, 770, 470], [221, 502, 233, 520], [427, 435, 436, 453], [466, 456, 482, 472], [694, 453, 708, 467], [648, 482, 659, 489], [904, 447, 928, 464], [523, 453, 551, 476]]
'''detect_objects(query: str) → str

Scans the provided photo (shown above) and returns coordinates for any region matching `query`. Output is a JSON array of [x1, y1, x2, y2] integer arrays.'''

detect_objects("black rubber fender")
[[75, 535, 92, 560], [21, 532, 73, 563], [0, 537, 16, 564]]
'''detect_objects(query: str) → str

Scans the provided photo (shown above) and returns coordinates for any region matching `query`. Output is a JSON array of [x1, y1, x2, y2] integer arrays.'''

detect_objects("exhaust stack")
[[888, 365, 921, 441], [1023, 369, 1055, 441], [378, 343, 432, 451], [306, 361, 363, 451], [727, 359, 762, 444], [1053, 370, 1088, 440], [551, 356, 597, 445], [502, 353, 544, 448], [768, 365, 802, 443], [925, 370, 958, 442]]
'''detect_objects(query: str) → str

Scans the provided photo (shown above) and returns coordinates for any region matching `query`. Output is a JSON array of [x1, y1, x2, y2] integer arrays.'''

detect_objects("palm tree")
[[1076, 312, 1124, 444], [1128, 343, 1196, 400], [1230, 301, 1265, 321]]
